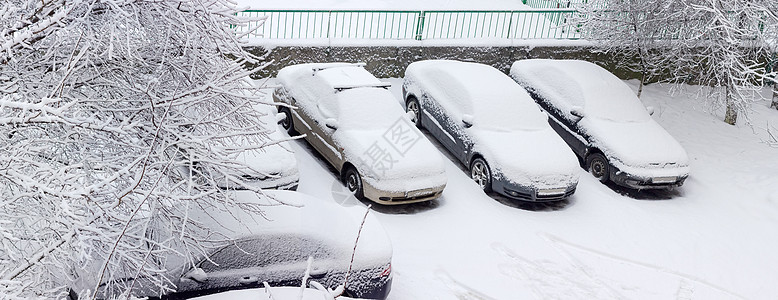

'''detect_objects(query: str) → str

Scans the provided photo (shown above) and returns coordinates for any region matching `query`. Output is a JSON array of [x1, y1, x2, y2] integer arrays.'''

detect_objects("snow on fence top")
[[235, 9, 582, 42]]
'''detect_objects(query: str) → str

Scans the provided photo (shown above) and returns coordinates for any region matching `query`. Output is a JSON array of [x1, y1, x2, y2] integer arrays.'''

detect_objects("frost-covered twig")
[[263, 282, 276, 300], [343, 204, 372, 292], [298, 256, 314, 300]]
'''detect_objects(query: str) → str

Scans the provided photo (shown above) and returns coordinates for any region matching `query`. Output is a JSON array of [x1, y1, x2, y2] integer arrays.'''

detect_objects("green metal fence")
[[419, 10, 579, 39], [522, 0, 581, 9], [235, 10, 581, 40]]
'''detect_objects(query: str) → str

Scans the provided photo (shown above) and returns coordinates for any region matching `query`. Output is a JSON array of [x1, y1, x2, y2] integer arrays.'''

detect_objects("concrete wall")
[[245, 45, 642, 80]]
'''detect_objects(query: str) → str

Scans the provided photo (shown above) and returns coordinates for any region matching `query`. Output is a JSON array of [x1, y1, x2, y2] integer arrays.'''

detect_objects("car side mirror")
[[462, 114, 474, 128], [570, 106, 585, 119], [646, 106, 655, 116], [325, 118, 339, 130], [182, 268, 208, 283]]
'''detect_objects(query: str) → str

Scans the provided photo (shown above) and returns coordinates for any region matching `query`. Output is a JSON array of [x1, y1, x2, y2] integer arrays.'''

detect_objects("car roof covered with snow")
[[405, 60, 548, 131], [510, 59, 651, 123]]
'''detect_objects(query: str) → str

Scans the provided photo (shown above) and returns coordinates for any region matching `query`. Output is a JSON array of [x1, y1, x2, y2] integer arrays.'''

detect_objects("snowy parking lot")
[[274, 78, 778, 299]]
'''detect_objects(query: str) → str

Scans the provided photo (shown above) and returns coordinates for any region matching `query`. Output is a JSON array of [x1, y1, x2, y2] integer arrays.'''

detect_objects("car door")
[[530, 90, 588, 158], [314, 95, 346, 170], [292, 83, 344, 169], [421, 92, 470, 165]]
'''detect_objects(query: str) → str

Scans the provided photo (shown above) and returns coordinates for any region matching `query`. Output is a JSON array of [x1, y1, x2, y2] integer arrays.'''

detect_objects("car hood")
[[582, 118, 689, 169], [472, 127, 580, 189], [334, 129, 447, 182]]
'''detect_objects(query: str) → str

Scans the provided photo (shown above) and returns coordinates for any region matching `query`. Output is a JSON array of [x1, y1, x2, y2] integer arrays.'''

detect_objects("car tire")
[[470, 157, 492, 192], [587, 152, 610, 183], [278, 107, 296, 135], [343, 166, 365, 199], [406, 97, 422, 128]]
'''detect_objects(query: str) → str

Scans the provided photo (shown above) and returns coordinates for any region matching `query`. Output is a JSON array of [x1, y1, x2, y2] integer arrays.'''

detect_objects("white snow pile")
[[277, 63, 447, 193], [404, 60, 579, 189], [511, 59, 690, 177]]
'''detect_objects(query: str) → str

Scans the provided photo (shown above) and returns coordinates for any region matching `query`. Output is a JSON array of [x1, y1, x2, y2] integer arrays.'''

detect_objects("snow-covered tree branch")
[[578, 0, 778, 124], [0, 0, 278, 297]]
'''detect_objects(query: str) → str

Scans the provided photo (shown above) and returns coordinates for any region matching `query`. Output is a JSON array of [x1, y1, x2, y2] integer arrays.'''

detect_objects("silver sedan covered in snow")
[[274, 63, 447, 205]]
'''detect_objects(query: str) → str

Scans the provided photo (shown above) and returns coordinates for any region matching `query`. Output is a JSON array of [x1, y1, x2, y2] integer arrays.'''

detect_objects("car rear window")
[[199, 235, 332, 272]]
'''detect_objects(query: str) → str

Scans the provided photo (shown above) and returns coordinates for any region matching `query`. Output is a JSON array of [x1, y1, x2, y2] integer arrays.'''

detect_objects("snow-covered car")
[[510, 59, 690, 190], [201, 103, 300, 190], [67, 190, 392, 300], [274, 63, 447, 205], [403, 60, 579, 201]]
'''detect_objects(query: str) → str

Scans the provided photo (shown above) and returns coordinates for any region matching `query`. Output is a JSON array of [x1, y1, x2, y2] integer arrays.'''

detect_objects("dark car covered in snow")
[[510, 59, 690, 190], [67, 191, 393, 300], [403, 60, 579, 201]]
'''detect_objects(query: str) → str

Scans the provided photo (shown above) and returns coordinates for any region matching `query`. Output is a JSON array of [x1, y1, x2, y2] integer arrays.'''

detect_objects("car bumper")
[[357, 276, 392, 300], [492, 179, 576, 202], [362, 181, 445, 205], [610, 167, 688, 190]]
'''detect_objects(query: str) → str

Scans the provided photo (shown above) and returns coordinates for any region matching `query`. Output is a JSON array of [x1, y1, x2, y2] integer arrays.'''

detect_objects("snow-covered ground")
[[251, 78, 778, 299]]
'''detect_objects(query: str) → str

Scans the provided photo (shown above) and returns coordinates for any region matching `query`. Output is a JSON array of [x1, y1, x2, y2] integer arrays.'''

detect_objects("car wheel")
[[278, 107, 296, 135], [406, 97, 421, 128], [587, 152, 610, 183], [470, 157, 492, 192], [343, 167, 365, 199]]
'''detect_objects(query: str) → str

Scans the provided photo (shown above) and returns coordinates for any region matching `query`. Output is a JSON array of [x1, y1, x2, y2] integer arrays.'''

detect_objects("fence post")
[[505, 11, 515, 39], [415, 11, 426, 40], [326, 11, 332, 39]]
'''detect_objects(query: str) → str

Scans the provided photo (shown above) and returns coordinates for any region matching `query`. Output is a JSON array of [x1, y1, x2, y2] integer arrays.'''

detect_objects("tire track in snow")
[[492, 242, 622, 299], [539, 233, 745, 300], [433, 269, 496, 300]]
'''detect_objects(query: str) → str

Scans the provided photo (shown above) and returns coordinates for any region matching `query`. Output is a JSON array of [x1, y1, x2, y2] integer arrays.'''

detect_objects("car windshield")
[[471, 94, 548, 131], [513, 60, 649, 123], [581, 78, 650, 123], [415, 61, 548, 131]]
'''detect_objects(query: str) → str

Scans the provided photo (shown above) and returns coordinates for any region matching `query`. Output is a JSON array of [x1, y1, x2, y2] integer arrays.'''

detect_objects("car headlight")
[[537, 188, 566, 196]]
